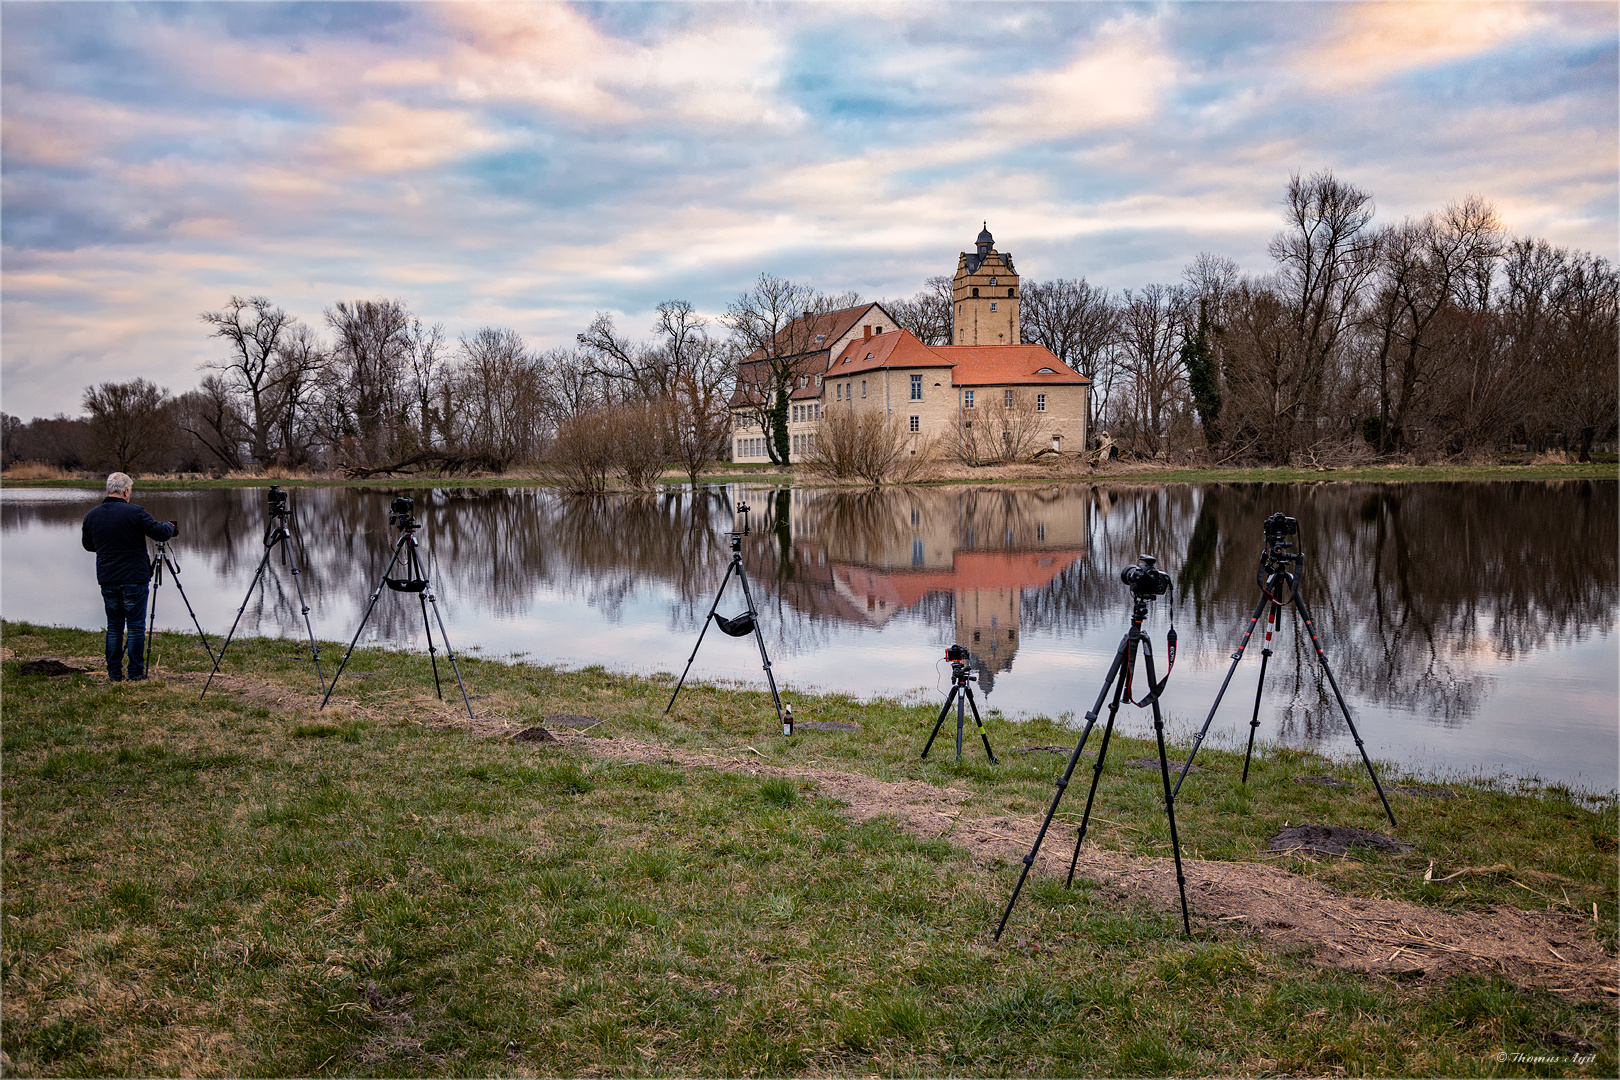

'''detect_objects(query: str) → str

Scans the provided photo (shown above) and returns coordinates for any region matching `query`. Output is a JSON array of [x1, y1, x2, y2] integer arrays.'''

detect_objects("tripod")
[[666, 501, 785, 728], [921, 652, 998, 764], [144, 540, 216, 673], [321, 507, 473, 718], [1172, 515, 1396, 828], [202, 492, 325, 698], [997, 556, 1191, 939]]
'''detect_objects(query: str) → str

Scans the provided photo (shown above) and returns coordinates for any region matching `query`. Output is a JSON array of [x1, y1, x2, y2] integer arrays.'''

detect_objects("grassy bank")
[[2, 459, 1615, 492], [3, 622, 1615, 1077]]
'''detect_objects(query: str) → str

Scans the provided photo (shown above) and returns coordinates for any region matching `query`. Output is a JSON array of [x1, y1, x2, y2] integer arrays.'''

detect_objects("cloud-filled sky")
[[3, 0, 1615, 421]]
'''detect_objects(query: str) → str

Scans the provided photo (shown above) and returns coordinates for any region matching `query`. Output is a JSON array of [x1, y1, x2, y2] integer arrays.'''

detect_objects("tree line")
[[4, 170, 1614, 482]]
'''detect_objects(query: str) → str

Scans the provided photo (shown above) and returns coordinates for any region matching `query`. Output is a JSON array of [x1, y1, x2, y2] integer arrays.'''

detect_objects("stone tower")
[[951, 224, 1020, 345]]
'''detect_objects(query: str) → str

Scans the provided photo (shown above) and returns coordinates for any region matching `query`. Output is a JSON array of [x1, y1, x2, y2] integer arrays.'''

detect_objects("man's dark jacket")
[[81, 498, 176, 586]]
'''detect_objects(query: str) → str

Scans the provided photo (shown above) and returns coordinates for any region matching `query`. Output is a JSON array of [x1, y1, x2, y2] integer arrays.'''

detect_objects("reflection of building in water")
[[734, 484, 1089, 690]]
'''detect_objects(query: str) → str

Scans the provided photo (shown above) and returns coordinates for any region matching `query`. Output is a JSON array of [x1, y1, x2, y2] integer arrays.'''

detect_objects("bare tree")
[[949, 393, 1046, 465], [265, 322, 329, 467], [199, 295, 298, 466], [884, 276, 954, 345], [322, 298, 413, 466], [403, 319, 449, 452], [83, 378, 173, 473], [725, 274, 860, 465], [454, 326, 547, 468], [1021, 277, 1120, 439], [804, 407, 933, 486], [176, 375, 247, 471], [1266, 170, 1380, 461], [1112, 284, 1190, 457], [1366, 196, 1503, 451]]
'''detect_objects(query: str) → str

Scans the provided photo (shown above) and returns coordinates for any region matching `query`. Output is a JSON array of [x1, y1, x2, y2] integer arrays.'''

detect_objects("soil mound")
[[1269, 823, 1413, 856]]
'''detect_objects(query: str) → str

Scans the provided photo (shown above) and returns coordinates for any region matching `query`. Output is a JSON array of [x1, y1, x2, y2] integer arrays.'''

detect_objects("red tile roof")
[[931, 345, 1091, 387], [828, 328, 953, 375], [833, 549, 1086, 610]]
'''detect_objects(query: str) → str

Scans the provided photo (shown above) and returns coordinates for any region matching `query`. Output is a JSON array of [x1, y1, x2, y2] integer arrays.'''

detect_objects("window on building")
[[860, 380, 866, 398], [1004, 388, 1014, 407], [909, 415, 919, 432], [1037, 393, 1047, 412], [836, 383, 842, 400], [910, 374, 922, 400], [1002, 431, 1012, 447], [971, 288, 979, 298], [990, 302, 998, 312], [964, 390, 975, 408], [874, 326, 882, 334], [912, 539, 924, 566], [1008, 287, 1016, 297], [989, 276, 998, 286]]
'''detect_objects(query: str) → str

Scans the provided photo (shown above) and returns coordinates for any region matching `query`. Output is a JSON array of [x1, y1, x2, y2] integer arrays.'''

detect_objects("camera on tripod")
[[1263, 512, 1298, 543], [1120, 554, 1172, 598], [388, 496, 417, 531], [945, 643, 970, 664], [267, 485, 289, 516]]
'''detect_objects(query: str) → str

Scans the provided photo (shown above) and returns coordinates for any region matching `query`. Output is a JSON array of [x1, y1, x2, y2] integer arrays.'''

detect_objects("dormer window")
[[1035, 367, 1057, 374], [865, 352, 873, 360], [815, 334, 825, 344]]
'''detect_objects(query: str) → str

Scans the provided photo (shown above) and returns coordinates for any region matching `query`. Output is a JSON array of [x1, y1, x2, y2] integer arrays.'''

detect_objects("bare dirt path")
[[546, 729, 1617, 1002], [19, 658, 1616, 1001]]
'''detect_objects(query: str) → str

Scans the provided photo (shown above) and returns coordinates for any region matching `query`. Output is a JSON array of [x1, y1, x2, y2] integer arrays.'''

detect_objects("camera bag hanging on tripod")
[[712, 610, 757, 637]]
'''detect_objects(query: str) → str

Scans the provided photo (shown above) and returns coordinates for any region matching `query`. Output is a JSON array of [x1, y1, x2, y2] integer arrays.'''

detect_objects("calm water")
[[4, 480, 1616, 794]]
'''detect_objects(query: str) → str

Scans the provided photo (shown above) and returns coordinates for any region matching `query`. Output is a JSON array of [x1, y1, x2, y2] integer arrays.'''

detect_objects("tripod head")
[[1259, 512, 1304, 580], [944, 643, 977, 684], [730, 500, 751, 552], [388, 495, 421, 534]]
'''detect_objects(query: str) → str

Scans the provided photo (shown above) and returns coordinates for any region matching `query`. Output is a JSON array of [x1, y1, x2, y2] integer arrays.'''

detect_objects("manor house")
[[729, 226, 1089, 463]]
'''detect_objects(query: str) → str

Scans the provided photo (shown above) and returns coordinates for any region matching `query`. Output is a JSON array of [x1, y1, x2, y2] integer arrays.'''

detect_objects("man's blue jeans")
[[101, 583, 149, 680]]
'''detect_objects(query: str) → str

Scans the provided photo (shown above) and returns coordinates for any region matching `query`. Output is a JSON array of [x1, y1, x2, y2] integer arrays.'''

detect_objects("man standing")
[[81, 472, 177, 681]]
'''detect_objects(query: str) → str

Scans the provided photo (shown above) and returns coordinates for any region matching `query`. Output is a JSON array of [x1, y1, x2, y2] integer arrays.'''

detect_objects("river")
[[4, 479, 1615, 794]]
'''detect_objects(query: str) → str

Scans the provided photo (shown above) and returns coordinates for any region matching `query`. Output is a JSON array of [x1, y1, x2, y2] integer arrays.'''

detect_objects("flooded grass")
[[3, 620, 1615, 1077]]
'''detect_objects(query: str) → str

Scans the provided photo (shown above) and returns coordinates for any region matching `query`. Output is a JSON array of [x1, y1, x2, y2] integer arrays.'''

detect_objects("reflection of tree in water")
[[7, 480, 1613, 728]]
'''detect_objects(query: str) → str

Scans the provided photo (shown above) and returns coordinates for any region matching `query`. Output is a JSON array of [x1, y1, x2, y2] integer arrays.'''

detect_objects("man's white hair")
[[105, 472, 133, 496]]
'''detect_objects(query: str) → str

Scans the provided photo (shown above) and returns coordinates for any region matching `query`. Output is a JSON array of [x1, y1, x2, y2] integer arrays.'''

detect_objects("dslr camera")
[[267, 485, 289, 516], [1120, 553, 1172, 598], [945, 643, 970, 663], [1263, 512, 1298, 543], [388, 495, 416, 530]]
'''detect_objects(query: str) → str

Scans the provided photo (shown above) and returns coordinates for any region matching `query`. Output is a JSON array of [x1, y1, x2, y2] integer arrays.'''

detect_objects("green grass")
[[3, 620, 1615, 1077]]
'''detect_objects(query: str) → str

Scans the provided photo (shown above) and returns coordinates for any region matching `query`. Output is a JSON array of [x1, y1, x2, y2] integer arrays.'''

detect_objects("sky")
[[3, 0, 1616, 422]]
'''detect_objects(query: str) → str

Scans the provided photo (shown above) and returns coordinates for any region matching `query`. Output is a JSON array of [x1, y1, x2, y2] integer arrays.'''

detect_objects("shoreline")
[[4, 458, 1617, 491]]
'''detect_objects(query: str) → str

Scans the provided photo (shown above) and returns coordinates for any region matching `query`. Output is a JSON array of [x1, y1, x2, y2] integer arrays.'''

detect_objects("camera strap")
[[1126, 589, 1177, 707]]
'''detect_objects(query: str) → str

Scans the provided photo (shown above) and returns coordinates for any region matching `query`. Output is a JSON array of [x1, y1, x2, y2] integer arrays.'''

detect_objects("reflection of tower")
[[955, 576, 1020, 691]]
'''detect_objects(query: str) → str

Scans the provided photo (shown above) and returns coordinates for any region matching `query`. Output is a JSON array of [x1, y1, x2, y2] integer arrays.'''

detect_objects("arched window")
[[971, 288, 979, 298], [1008, 287, 1016, 297]]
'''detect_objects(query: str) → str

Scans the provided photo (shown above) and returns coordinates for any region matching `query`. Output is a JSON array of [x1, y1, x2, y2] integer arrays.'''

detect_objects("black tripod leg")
[[1067, 643, 1131, 887], [955, 680, 965, 762], [994, 630, 1128, 941], [202, 541, 279, 698], [145, 553, 162, 673], [1241, 630, 1274, 784], [408, 545, 444, 700], [920, 685, 958, 760], [666, 560, 737, 714], [965, 685, 998, 764], [321, 536, 409, 711], [1174, 587, 1270, 798], [424, 587, 475, 719], [164, 556, 216, 668], [420, 593, 443, 699], [735, 562, 785, 726], [1141, 642, 1192, 936], [281, 531, 325, 693], [1293, 589, 1398, 828]]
